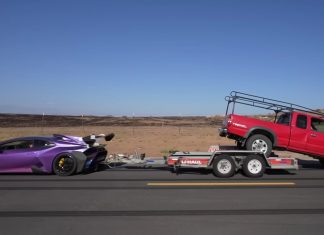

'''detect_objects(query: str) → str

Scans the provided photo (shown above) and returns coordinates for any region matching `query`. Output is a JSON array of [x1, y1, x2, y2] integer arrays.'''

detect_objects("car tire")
[[86, 163, 99, 173], [212, 155, 235, 178], [246, 134, 272, 157], [242, 155, 266, 178], [53, 153, 77, 176]]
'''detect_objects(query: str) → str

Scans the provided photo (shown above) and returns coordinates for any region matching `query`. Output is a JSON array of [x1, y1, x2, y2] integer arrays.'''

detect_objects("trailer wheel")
[[246, 134, 272, 157], [213, 155, 235, 178], [242, 155, 266, 178]]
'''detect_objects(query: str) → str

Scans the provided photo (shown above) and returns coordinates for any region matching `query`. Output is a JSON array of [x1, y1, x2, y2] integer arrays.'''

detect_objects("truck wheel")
[[246, 134, 272, 157], [213, 155, 235, 178], [242, 155, 266, 178]]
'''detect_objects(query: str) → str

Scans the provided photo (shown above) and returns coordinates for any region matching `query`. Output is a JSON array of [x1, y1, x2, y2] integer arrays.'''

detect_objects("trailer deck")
[[102, 145, 298, 178]]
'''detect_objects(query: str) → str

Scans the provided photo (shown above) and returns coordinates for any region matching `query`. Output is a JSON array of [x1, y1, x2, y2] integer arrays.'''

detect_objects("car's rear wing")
[[83, 133, 115, 146], [53, 134, 84, 145]]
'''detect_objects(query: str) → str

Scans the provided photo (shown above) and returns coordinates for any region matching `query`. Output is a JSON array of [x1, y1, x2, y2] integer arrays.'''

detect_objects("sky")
[[0, 0, 323, 116]]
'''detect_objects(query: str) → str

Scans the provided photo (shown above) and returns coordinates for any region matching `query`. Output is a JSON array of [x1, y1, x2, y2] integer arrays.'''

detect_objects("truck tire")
[[213, 155, 235, 178], [242, 155, 266, 178], [246, 134, 272, 157]]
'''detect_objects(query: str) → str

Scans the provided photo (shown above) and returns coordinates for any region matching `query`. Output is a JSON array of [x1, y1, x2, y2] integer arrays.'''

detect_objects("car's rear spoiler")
[[53, 134, 83, 144], [83, 133, 115, 146]]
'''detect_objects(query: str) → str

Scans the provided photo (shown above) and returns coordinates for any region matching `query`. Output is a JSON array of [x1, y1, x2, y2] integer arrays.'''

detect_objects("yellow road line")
[[147, 182, 296, 187]]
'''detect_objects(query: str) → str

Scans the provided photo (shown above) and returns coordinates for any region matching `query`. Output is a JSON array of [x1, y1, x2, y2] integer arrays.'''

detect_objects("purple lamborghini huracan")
[[0, 133, 114, 176]]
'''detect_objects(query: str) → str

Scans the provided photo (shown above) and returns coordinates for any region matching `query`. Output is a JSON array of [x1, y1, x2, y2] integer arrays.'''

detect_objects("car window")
[[296, 115, 307, 129], [311, 118, 324, 133], [34, 139, 51, 148], [0, 140, 34, 151]]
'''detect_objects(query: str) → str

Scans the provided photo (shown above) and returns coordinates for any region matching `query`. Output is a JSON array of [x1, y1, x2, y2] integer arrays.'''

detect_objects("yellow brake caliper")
[[59, 158, 65, 168]]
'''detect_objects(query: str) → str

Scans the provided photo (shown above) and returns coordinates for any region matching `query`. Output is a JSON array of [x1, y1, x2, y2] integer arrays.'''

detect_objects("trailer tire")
[[246, 134, 272, 157], [242, 155, 266, 178], [213, 155, 235, 178]]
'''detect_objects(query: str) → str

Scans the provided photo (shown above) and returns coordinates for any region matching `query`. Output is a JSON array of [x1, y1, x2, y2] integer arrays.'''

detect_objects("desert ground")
[[0, 114, 226, 157], [0, 126, 227, 157], [0, 113, 315, 159], [0, 124, 312, 160]]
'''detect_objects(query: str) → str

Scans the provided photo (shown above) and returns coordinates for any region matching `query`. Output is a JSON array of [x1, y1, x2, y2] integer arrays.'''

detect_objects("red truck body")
[[219, 91, 324, 162]]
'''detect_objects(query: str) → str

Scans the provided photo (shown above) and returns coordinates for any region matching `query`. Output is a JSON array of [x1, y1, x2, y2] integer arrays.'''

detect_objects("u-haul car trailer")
[[167, 146, 298, 178]]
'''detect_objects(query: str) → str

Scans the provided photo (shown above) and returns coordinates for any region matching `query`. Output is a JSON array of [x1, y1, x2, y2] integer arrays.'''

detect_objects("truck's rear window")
[[311, 118, 324, 133]]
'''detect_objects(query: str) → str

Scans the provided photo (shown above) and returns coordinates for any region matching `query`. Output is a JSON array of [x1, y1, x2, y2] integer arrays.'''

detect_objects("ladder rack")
[[225, 91, 324, 117]]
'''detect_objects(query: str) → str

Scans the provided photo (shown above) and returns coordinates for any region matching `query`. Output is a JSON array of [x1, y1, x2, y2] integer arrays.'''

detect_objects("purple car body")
[[0, 134, 112, 176]]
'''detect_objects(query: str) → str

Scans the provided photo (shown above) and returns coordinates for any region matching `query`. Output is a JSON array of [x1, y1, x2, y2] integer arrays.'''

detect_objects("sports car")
[[0, 133, 114, 176]]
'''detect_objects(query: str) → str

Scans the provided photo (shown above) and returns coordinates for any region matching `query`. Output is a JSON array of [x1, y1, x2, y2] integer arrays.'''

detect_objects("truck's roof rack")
[[225, 91, 324, 117]]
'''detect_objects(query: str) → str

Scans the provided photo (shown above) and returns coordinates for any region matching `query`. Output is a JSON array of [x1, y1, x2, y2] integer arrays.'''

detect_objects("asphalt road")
[[0, 164, 324, 235]]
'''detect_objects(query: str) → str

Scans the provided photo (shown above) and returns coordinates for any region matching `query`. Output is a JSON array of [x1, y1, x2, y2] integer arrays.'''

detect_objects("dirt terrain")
[[0, 114, 223, 127], [0, 125, 227, 156], [0, 114, 313, 159], [0, 114, 224, 156]]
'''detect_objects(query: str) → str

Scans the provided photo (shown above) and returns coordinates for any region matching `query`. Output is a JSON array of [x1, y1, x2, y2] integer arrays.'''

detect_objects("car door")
[[306, 117, 324, 156], [288, 114, 309, 152], [0, 140, 39, 172]]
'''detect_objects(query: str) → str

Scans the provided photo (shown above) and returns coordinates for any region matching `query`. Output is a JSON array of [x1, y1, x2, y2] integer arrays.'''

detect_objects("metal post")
[[82, 114, 85, 135], [132, 113, 135, 136], [231, 100, 236, 114], [41, 112, 45, 134], [225, 101, 230, 115]]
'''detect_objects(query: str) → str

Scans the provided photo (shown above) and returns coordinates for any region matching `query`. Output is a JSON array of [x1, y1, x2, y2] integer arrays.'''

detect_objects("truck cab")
[[288, 112, 324, 158]]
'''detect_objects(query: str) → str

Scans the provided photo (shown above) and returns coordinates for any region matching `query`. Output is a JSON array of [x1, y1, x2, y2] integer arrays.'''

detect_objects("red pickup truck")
[[219, 91, 324, 165]]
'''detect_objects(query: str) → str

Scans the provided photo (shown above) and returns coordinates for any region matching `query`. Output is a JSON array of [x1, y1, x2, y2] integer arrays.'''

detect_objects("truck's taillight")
[[223, 115, 232, 127]]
